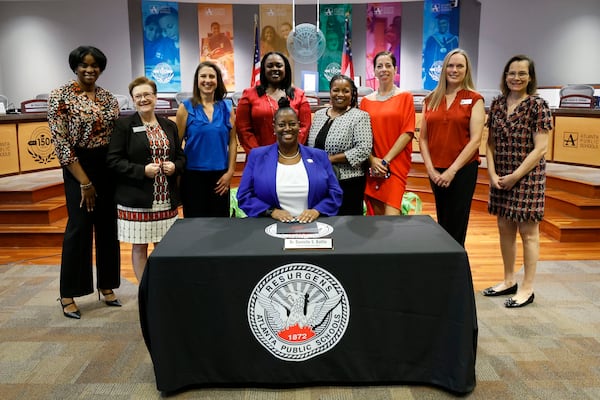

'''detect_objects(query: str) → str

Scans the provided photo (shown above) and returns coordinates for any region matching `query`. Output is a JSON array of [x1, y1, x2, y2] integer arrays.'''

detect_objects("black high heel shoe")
[[99, 289, 122, 307], [58, 298, 81, 319]]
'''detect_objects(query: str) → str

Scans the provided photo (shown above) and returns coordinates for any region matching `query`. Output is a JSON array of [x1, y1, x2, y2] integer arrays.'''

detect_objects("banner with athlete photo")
[[198, 4, 235, 91], [141, 1, 181, 92], [422, 0, 460, 90], [365, 3, 402, 90], [319, 4, 351, 93]]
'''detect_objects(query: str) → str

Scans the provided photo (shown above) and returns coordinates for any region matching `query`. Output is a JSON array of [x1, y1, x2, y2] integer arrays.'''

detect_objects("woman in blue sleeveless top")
[[176, 61, 237, 217]]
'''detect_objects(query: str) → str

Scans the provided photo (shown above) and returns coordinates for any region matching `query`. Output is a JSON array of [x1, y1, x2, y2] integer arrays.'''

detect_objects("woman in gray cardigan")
[[308, 74, 373, 215]]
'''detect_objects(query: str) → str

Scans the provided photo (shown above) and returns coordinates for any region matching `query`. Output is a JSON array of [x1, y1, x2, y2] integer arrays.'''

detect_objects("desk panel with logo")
[[0, 124, 19, 175], [553, 116, 600, 166], [17, 122, 60, 172], [140, 216, 478, 394]]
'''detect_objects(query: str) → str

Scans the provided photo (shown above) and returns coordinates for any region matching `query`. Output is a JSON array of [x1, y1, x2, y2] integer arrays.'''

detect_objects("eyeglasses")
[[505, 72, 529, 79], [133, 92, 155, 101]]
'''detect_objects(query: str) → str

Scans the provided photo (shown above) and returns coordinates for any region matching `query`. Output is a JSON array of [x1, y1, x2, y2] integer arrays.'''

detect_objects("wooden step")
[[406, 159, 600, 242], [545, 162, 600, 199], [0, 217, 66, 247], [545, 188, 600, 219], [0, 169, 64, 204], [541, 213, 600, 242], [0, 195, 67, 224]]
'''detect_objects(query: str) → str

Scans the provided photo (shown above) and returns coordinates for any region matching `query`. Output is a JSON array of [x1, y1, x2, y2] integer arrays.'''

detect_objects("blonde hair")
[[425, 48, 476, 111]]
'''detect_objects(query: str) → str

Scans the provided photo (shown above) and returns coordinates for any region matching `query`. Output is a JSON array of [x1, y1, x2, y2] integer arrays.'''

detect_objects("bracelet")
[[80, 182, 93, 190]]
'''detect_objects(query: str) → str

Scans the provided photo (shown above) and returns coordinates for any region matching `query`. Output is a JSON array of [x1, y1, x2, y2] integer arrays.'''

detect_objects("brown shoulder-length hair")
[[425, 48, 476, 111], [500, 54, 538, 96], [128, 76, 157, 97], [191, 61, 227, 106]]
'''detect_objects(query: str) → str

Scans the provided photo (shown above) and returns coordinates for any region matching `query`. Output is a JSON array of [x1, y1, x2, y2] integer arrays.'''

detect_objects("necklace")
[[140, 115, 158, 128], [266, 95, 278, 121], [267, 88, 284, 99], [278, 149, 300, 159], [327, 106, 349, 119], [376, 86, 397, 101]]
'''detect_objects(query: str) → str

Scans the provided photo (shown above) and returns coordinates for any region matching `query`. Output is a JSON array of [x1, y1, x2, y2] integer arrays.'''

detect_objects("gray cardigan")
[[307, 107, 373, 180]]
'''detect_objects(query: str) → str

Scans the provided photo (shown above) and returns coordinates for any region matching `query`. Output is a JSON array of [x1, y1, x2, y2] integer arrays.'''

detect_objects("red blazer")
[[235, 87, 311, 154]]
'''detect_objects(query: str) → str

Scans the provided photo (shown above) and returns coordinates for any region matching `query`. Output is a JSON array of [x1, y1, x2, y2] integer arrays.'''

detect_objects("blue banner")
[[142, 1, 181, 92], [422, 1, 460, 90]]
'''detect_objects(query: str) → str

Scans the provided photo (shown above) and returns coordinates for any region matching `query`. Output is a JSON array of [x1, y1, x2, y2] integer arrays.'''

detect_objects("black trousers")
[[60, 147, 120, 298], [430, 161, 478, 247], [338, 175, 367, 216], [181, 169, 230, 217]]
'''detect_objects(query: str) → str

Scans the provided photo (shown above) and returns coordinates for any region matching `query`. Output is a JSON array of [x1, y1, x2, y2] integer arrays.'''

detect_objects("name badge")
[[460, 99, 473, 105], [133, 126, 146, 133]]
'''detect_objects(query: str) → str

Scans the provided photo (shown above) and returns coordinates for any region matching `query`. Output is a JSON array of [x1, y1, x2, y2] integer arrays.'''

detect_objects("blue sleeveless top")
[[182, 98, 232, 171]]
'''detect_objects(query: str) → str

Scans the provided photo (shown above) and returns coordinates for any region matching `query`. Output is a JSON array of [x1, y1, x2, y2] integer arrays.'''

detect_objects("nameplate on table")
[[284, 238, 333, 250]]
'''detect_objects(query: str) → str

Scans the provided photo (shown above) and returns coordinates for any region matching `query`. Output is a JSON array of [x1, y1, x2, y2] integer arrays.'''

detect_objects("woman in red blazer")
[[236, 52, 311, 154]]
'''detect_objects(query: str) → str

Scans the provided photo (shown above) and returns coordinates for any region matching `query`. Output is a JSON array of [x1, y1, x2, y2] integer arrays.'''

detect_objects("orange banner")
[[198, 4, 235, 91], [259, 5, 293, 59]]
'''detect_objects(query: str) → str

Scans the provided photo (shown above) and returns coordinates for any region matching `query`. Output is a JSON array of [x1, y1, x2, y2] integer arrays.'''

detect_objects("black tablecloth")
[[139, 215, 478, 394]]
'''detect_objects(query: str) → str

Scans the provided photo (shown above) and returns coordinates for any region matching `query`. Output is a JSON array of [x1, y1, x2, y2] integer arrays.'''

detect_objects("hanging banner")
[[259, 5, 293, 59], [319, 4, 351, 93], [141, 1, 181, 92], [422, 0, 460, 90], [198, 4, 235, 91], [365, 3, 402, 90]]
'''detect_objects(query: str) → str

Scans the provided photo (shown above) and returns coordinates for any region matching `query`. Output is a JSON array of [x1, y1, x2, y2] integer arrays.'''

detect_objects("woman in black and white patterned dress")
[[308, 74, 373, 215], [107, 77, 185, 281], [482, 55, 552, 308]]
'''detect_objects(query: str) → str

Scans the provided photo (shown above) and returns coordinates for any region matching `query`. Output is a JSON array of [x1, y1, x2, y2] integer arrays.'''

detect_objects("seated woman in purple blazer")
[[237, 98, 342, 223]]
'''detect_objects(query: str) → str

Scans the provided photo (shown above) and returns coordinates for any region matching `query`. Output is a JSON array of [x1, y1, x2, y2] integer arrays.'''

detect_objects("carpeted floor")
[[0, 260, 599, 400]]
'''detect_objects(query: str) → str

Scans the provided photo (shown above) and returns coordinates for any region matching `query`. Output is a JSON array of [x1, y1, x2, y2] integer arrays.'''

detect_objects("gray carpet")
[[0, 260, 599, 399]]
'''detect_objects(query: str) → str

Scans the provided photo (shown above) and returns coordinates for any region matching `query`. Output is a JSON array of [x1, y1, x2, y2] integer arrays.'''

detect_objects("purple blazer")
[[237, 144, 343, 217]]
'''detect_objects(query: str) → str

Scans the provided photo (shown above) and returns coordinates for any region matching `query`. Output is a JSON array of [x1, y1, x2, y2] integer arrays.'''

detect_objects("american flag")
[[251, 16, 260, 87], [341, 17, 354, 79]]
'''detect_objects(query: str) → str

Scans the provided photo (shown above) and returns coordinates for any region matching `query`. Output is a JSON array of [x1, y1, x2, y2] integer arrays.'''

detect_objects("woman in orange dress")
[[360, 51, 415, 215]]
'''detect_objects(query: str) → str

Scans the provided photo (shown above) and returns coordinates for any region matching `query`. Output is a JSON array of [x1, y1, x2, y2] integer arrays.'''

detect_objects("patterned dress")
[[487, 95, 553, 222], [117, 124, 178, 244]]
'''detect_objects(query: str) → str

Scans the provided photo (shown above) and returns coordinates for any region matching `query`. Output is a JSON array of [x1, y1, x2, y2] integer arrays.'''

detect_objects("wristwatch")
[[264, 207, 275, 217]]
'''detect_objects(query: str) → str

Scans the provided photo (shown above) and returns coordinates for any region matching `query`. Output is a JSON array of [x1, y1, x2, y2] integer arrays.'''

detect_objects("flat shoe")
[[482, 283, 518, 297], [505, 293, 535, 308]]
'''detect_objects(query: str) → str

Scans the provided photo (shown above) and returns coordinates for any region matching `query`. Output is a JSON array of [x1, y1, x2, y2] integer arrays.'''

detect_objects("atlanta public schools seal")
[[248, 263, 350, 361]]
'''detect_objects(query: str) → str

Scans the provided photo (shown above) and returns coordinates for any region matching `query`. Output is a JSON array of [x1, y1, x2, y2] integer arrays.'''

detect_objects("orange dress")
[[360, 92, 415, 209]]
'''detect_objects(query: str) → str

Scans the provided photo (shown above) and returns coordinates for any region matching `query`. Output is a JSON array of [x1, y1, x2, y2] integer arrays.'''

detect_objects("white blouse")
[[276, 160, 309, 217]]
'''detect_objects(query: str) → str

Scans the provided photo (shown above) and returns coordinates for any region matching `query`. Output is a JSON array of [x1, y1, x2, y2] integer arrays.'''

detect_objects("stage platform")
[[0, 157, 598, 246]]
